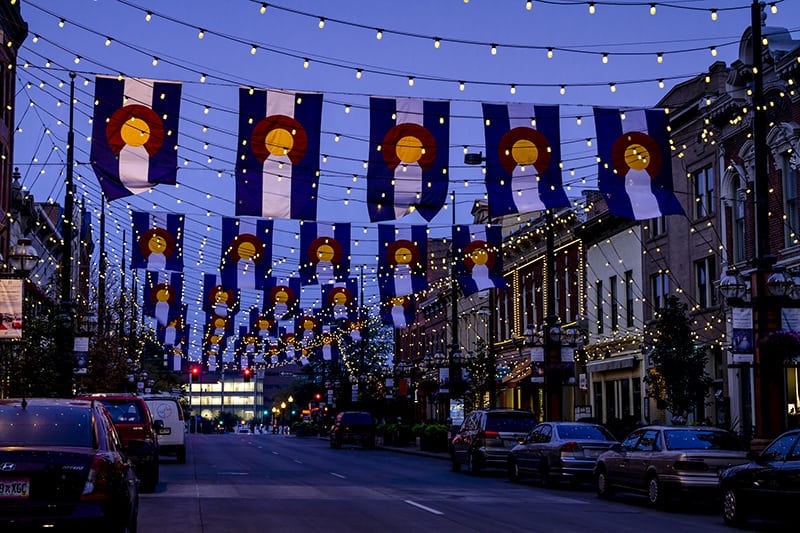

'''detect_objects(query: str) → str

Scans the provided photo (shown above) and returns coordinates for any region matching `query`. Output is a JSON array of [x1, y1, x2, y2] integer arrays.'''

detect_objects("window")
[[695, 256, 717, 309], [693, 165, 715, 219], [733, 181, 746, 263], [649, 216, 666, 238], [610, 275, 618, 331], [651, 272, 669, 312], [621, 378, 630, 416], [595, 280, 604, 334], [782, 153, 800, 248], [633, 378, 642, 421], [625, 270, 635, 328]]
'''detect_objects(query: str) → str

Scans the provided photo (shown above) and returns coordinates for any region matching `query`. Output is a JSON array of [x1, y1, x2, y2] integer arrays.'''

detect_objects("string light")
[[198, 28, 205, 39], [657, 53, 663, 63], [710, 9, 718, 21], [658, 79, 665, 89], [74, 56, 80, 64], [770, 3, 777, 14], [588, 2, 596, 15], [710, 47, 717, 57], [152, 57, 159, 66], [250, 44, 257, 54], [560, 85, 566, 95], [649, 4, 656, 16], [609, 83, 616, 92], [510, 84, 516, 94], [526, 0, 532, 10], [318, 17, 325, 29], [260, 3, 267, 15], [200, 73, 206, 83], [58, 19, 65, 28], [602, 53, 609, 64], [491, 43, 497, 55], [408, 76, 414, 87], [145, 11, 152, 22], [355, 69, 363, 79], [104, 36, 111, 46], [459, 81, 465, 91], [547, 48, 553, 59], [303, 58, 309, 69], [376, 29, 383, 40], [434, 38, 441, 49], [31, 34, 38, 43]]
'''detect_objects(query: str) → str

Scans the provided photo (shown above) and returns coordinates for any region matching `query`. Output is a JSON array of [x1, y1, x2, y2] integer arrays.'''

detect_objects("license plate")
[[0, 479, 29, 498], [159, 428, 171, 435], [584, 449, 601, 457]]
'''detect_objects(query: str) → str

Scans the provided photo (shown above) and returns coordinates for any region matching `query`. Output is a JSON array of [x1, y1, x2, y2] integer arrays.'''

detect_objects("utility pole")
[[449, 191, 462, 418]]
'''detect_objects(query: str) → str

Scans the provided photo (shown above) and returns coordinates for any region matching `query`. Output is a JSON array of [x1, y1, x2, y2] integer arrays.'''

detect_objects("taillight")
[[560, 441, 581, 454], [81, 455, 111, 501], [674, 460, 709, 472], [481, 430, 499, 438]]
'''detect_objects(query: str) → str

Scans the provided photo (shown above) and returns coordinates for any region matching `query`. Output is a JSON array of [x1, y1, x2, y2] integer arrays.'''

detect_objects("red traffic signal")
[[314, 392, 322, 401], [190, 366, 200, 377], [243, 368, 252, 382]]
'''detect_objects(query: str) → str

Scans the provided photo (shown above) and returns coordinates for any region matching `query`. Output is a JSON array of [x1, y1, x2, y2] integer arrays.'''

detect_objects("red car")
[[78, 394, 161, 492], [0, 398, 138, 530]]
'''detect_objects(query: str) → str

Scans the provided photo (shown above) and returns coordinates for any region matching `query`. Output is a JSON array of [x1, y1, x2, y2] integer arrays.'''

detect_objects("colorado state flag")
[[298, 222, 351, 285], [220, 217, 273, 290], [131, 211, 184, 272], [377, 224, 428, 298], [262, 277, 302, 320], [202, 273, 240, 319], [235, 88, 322, 219], [142, 271, 183, 327], [594, 107, 684, 220], [90, 76, 181, 200], [381, 294, 415, 329], [452, 225, 507, 296], [321, 279, 358, 322], [483, 103, 569, 218], [367, 97, 449, 222]]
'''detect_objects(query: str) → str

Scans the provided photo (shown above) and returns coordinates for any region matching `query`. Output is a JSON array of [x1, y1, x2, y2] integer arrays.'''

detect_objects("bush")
[[291, 421, 317, 437], [420, 424, 449, 452]]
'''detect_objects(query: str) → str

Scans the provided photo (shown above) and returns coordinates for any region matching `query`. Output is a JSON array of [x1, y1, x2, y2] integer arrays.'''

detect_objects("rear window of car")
[[101, 400, 146, 424], [0, 406, 94, 447], [557, 424, 616, 441], [664, 429, 745, 451], [485, 413, 536, 432], [341, 413, 372, 424]]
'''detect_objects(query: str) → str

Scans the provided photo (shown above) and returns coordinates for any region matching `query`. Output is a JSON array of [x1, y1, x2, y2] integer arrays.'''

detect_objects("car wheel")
[[722, 487, 746, 526], [596, 467, 613, 499], [508, 459, 521, 483], [176, 446, 186, 464], [647, 474, 665, 507], [467, 452, 481, 475]]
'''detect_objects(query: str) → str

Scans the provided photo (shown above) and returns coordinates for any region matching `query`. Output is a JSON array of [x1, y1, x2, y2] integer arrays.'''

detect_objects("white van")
[[143, 395, 187, 464]]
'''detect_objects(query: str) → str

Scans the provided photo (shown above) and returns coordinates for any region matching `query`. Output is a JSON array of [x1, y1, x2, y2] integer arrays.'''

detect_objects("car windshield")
[[485, 413, 536, 432], [102, 400, 146, 424], [0, 405, 94, 447], [557, 424, 616, 441], [664, 429, 745, 451]]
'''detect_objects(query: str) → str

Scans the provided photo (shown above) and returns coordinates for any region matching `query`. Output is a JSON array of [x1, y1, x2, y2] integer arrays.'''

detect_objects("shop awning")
[[586, 355, 639, 373], [501, 360, 532, 385]]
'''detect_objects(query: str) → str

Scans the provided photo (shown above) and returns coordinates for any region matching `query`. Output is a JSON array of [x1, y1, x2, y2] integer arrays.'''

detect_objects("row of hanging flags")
[[96, 76, 686, 371]]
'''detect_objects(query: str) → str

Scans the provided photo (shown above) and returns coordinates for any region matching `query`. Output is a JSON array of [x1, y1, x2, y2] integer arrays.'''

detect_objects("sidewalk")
[[378, 443, 450, 461]]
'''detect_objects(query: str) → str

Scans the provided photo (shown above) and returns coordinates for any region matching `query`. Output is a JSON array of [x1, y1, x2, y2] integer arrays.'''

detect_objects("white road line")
[[293, 459, 303, 464], [404, 500, 444, 516], [330, 472, 346, 479], [271, 451, 279, 455]]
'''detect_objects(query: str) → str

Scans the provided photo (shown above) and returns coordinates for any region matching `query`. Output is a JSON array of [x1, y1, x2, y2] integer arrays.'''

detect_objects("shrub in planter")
[[420, 424, 449, 452]]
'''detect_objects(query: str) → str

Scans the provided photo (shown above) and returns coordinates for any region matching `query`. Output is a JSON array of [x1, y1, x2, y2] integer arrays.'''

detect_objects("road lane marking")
[[404, 500, 444, 516], [293, 459, 303, 464], [330, 472, 346, 479], [272, 451, 279, 455]]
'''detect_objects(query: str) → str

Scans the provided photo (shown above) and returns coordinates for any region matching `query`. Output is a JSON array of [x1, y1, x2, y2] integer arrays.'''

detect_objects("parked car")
[[719, 428, 800, 527], [330, 411, 376, 449], [594, 425, 749, 506], [508, 421, 618, 486], [450, 408, 537, 474], [0, 398, 138, 531], [79, 394, 161, 491], [143, 395, 187, 463]]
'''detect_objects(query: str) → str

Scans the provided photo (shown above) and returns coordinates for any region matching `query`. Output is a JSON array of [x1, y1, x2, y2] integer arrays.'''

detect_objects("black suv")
[[329, 411, 376, 449], [450, 409, 537, 474]]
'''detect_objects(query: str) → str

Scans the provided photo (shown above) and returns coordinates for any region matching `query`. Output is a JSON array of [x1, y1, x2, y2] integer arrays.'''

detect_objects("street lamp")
[[9, 239, 39, 274]]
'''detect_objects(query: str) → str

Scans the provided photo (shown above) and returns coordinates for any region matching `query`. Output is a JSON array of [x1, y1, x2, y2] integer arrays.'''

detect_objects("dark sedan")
[[508, 422, 618, 486], [719, 428, 800, 527], [594, 425, 748, 507], [0, 398, 138, 531]]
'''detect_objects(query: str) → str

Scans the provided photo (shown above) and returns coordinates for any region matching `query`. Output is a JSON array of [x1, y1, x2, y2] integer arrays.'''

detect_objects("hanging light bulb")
[[710, 47, 717, 57], [58, 19, 65, 28], [376, 29, 383, 40], [74, 56, 81, 64], [649, 3, 656, 15], [145, 11, 152, 22], [526, 0, 532, 10], [434, 38, 441, 49], [105, 36, 112, 46], [576, 116, 582, 125], [250, 45, 257, 55], [657, 53, 663, 63], [459, 81, 465, 91], [560, 85, 566, 95], [303, 58, 309, 69], [152, 57, 159, 66], [408, 76, 414, 87], [344, 105, 351, 114], [710, 9, 718, 21], [32, 34, 38, 43], [260, 3, 267, 15], [602, 53, 609, 64], [609, 83, 616, 93], [770, 3, 777, 14], [588, 2, 596, 14], [491, 43, 497, 55], [547, 48, 553, 59], [198, 28, 205, 39], [356, 69, 363, 79], [510, 84, 516, 94], [318, 17, 325, 29], [658, 79, 665, 89], [200, 73, 207, 83]]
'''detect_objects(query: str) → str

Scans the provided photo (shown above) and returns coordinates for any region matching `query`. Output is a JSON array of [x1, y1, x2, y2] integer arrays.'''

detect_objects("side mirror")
[[610, 443, 624, 453], [153, 419, 165, 431]]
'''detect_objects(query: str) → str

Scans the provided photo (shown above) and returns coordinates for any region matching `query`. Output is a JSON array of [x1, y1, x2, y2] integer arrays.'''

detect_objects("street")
[[139, 433, 741, 533]]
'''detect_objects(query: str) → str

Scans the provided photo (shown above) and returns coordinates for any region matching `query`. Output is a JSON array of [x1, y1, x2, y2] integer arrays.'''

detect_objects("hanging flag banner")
[[320, 325, 339, 361], [367, 97, 450, 222], [482, 103, 570, 218], [380, 294, 415, 329], [131, 211, 184, 272], [157, 304, 187, 347], [593, 107, 684, 220], [249, 307, 277, 345], [220, 217, 273, 290], [377, 224, 428, 298], [262, 277, 302, 320], [90, 76, 182, 200], [236, 326, 261, 370], [297, 313, 321, 345], [202, 273, 240, 318], [235, 88, 323, 219], [298, 222, 351, 285], [321, 278, 358, 322], [142, 271, 183, 327], [205, 312, 234, 341], [279, 323, 299, 363], [452, 224, 507, 296]]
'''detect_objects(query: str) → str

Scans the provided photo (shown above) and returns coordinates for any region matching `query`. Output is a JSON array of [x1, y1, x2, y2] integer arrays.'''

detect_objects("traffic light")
[[314, 392, 322, 401], [191, 365, 200, 377], [243, 368, 252, 382]]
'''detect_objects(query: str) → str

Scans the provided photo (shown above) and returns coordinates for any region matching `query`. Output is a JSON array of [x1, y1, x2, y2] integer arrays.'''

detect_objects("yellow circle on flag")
[[469, 248, 489, 266], [148, 234, 167, 254], [316, 244, 335, 262], [333, 292, 348, 305], [265, 128, 294, 156], [120, 116, 151, 147], [394, 246, 413, 265], [237, 241, 258, 261], [274, 289, 289, 304], [396, 135, 423, 163], [625, 143, 650, 171], [155, 288, 170, 302], [512, 139, 538, 165]]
